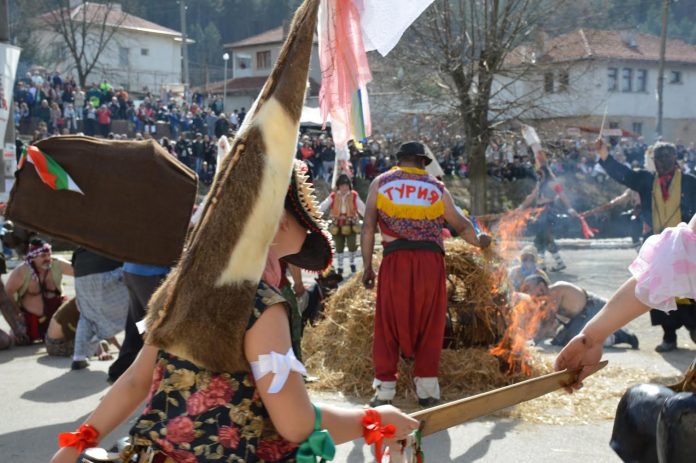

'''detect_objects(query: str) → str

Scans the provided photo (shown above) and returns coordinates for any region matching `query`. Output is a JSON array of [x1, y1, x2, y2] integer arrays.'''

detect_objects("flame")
[[489, 296, 555, 375], [491, 208, 541, 260], [478, 207, 547, 375]]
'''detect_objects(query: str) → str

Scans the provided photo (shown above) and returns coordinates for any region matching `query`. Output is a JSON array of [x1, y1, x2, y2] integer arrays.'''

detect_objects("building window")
[[256, 50, 271, 70], [608, 67, 618, 92], [544, 72, 554, 93], [632, 122, 643, 135], [670, 71, 682, 84], [119, 47, 129, 66], [141, 48, 149, 56], [622, 68, 633, 92], [236, 54, 251, 70], [558, 70, 570, 92], [636, 69, 648, 92]]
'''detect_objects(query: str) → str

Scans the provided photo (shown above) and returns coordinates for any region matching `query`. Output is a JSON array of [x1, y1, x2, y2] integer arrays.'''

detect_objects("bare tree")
[[380, 0, 590, 213], [31, 0, 126, 88]]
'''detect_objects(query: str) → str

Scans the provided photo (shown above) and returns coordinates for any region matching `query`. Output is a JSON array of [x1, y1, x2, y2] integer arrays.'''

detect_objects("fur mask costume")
[[146, 0, 321, 373]]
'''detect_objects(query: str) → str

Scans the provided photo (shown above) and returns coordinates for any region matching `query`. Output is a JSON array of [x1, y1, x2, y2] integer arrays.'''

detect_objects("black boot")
[[613, 329, 639, 349], [71, 359, 89, 370], [655, 341, 677, 353]]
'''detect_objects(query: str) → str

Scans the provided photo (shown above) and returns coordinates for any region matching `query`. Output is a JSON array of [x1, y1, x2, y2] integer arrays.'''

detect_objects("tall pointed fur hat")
[[145, 0, 321, 373]]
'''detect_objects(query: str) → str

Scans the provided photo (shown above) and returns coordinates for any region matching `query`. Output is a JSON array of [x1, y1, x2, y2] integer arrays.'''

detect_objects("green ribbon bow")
[[297, 404, 336, 463]]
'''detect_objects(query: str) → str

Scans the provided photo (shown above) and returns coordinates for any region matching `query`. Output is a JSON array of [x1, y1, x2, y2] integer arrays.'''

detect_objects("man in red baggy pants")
[[361, 141, 491, 407]]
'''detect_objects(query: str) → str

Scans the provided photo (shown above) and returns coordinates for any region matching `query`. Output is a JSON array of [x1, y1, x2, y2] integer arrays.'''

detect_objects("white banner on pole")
[[358, 0, 437, 56], [0, 43, 20, 146]]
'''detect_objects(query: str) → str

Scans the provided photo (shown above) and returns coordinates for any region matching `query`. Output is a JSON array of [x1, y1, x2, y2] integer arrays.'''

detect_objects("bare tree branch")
[[34, 0, 127, 87]]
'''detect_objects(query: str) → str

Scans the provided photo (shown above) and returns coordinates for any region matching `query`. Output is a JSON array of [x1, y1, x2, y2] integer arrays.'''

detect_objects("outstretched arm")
[[50, 345, 158, 463], [519, 183, 539, 209], [582, 189, 632, 217], [596, 139, 651, 191], [3, 268, 29, 344], [556, 188, 579, 217], [442, 190, 490, 248]]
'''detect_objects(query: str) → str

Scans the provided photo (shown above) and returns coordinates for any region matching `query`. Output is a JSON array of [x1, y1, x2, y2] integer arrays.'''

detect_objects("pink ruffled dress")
[[629, 223, 696, 312]]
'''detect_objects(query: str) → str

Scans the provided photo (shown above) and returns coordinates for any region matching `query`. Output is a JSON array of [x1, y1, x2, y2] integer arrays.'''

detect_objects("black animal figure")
[[611, 359, 696, 463]]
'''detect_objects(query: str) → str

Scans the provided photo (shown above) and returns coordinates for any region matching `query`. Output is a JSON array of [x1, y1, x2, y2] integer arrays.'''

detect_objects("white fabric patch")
[[359, 0, 436, 56], [378, 179, 442, 206], [251, 348, 307, 393], [135, 319, 147, 334], [372, 378, 397, 400], [414, 376, 440, 400]]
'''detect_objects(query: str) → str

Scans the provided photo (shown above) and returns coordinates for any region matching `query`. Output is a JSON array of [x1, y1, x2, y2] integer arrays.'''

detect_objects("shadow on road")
[[0, 343, 46, 364], [21, 369, 109, 403], [452, 420, 517, 462], [0, 414, 89, 462], [36, 354, 74, 369], [657, 346, 695, 375]]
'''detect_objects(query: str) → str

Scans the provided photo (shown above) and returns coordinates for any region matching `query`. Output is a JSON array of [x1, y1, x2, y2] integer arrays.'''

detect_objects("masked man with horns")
[[319, 174, 366, 275], [362, 141, 492, 407]]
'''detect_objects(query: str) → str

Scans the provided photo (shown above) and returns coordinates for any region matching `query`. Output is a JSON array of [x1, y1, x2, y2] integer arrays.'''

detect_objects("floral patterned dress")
[[126, 282, 298, 462]]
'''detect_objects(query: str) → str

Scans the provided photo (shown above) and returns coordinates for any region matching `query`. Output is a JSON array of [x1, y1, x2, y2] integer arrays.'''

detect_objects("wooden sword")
[[411, 360, 608, 437]]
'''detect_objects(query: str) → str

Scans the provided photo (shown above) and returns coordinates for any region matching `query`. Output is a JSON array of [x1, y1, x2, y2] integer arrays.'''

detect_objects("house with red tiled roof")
[[193, 25, 320, 112], [33, 1, 183, 93], [500, 28, 696, 143]]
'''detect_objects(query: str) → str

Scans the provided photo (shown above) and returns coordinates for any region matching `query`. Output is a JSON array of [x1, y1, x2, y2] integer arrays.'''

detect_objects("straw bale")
[[303, 240, 531, 405]]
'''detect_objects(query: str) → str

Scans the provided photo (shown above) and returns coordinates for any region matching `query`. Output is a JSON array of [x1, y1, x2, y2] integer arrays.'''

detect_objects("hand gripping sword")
[[410, 361, 608, 437]]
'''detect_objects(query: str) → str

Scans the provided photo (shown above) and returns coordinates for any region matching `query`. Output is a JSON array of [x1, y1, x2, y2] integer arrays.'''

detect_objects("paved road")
[[1, 246, 694, 462]]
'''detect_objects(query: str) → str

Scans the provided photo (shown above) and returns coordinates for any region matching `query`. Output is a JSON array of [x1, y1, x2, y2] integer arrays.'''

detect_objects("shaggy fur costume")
[[145, 0, 320, 373]]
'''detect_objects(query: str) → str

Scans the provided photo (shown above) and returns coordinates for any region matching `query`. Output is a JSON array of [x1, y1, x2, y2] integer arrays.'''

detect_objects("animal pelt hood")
[[145, 0, 320, 373]]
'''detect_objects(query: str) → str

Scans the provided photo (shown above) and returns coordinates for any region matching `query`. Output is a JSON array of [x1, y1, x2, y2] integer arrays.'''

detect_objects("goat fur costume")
[[145, 0, 321, 373]]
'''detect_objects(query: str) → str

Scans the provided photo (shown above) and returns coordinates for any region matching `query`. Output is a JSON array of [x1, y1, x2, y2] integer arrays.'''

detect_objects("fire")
[[489, 295, 555, 375], [491, 207, 541, 261], [480, 207, 548, 375]]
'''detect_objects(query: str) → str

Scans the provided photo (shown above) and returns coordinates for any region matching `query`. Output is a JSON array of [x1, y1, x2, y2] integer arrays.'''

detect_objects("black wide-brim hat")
[[284, 161, 333, 271], [396, 141, 432, 166]]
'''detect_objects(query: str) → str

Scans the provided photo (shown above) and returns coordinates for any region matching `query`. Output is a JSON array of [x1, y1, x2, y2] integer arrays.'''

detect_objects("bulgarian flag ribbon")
[[18, 145, 84, 194]]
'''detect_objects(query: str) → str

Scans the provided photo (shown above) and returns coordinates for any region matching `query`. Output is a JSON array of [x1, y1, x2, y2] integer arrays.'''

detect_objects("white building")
[[195, 25, 321, 112], [499, 29, 696, 143], [33, 2, 183, 93]]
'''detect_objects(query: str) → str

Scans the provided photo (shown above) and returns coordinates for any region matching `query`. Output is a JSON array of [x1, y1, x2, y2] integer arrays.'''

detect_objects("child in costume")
[[53, 2, 418, 461], [555, 212, 696, 387], [50, 162, 418, 463], [319, 174, 366, 274]]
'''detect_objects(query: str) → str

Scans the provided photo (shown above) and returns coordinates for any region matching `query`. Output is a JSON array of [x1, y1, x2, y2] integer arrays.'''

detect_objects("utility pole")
[[656, 0, 669, 138], [0, 0, 10, 194], [180, 0, 190, 100]]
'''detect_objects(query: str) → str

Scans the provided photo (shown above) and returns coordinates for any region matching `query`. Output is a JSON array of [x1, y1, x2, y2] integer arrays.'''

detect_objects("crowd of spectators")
[[12, 70, 255, 183], [15, 70, 696, 187]]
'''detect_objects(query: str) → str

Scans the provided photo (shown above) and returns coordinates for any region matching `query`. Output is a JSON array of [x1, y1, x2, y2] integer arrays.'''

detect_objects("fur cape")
[[145, 0, 320, 373]]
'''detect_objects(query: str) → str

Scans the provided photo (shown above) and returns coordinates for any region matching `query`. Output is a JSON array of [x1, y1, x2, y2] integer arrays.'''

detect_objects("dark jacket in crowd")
[[214, 118, 230, 138]]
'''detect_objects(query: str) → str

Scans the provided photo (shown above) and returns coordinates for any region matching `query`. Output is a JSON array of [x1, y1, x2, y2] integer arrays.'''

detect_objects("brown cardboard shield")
[[6, 136, 197, 266]]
